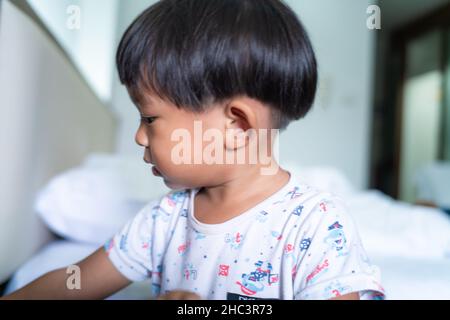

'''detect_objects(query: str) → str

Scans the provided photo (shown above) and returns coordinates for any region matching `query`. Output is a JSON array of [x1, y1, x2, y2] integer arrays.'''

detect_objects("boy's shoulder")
[[268, 175, 347, 213], [258, 175, 355, 235]]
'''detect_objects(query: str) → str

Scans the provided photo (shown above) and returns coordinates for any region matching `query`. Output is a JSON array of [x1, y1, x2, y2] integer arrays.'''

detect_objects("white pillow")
[[35, 153, 169, 245]]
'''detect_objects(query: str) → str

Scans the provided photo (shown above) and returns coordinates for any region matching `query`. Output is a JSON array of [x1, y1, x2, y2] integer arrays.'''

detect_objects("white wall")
[[111, 0, 376, 190], [27, 0, 119, 103], [111, 0, 157, 156], [280, 0, 375, 190]]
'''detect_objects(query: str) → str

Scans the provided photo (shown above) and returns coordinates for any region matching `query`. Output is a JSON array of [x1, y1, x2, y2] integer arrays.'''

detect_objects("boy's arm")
[[2, 247, 131, 300], [330, 292, 360, 300]]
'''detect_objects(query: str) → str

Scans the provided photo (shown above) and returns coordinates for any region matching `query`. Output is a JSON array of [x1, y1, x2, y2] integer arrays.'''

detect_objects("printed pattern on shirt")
[[104, 177, 386, 300]]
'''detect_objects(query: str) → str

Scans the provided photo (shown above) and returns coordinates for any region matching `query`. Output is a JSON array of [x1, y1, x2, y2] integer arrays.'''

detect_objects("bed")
[[346, 191, 450, 300]]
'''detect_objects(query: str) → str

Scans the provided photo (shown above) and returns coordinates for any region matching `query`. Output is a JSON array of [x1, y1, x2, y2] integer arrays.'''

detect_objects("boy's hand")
[[157, 290, 202, 300]]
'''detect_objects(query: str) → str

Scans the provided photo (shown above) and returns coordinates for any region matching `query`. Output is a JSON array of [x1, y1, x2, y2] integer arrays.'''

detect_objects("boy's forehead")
[[129, 88, 157, 110]]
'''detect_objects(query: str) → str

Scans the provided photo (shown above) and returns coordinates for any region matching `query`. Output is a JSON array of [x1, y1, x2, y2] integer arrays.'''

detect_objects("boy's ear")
[[223, 98, 257, 150]]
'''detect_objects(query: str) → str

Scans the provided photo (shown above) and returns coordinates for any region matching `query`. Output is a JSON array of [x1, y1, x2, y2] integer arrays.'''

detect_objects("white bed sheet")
[[371, 254, 450, 300], [347, 190, 450, 259], [5, 240, 152, 300], [346, 190, 450, 299]]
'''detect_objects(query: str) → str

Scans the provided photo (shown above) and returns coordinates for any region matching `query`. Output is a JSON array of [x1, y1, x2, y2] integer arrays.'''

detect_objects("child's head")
[[116, 0, 317, 189]]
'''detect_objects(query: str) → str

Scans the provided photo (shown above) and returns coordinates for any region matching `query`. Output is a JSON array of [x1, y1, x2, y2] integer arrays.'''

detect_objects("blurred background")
[[1, 0, 450, 299]]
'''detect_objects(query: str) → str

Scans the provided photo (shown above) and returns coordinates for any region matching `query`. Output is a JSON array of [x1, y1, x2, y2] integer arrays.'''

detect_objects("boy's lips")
[[152, 166, 162, 176]]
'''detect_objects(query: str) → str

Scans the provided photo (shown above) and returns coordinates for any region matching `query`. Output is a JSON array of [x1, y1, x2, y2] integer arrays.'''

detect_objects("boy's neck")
[[193, 162, 290, 224]]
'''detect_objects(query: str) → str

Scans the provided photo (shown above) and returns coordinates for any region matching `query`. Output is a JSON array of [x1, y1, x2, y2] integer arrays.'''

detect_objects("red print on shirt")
[[219, 264, 230, 276]]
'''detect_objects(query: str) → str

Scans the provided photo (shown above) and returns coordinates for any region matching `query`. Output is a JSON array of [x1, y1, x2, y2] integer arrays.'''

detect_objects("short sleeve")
[[104, 201, 158, 282], [293, 195, 385, 300]]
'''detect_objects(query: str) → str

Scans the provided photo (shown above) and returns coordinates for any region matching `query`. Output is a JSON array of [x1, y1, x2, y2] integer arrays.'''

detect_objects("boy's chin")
[[163, 178, 189, 191]]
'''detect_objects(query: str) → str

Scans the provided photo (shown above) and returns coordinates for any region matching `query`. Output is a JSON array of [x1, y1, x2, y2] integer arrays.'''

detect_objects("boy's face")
[[133, 91, 233, 190]]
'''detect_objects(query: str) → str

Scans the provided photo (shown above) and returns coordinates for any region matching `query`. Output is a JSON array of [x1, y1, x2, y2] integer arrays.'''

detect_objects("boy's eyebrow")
[[132, 95, 154, 111], [139, 102, 155, 113], [139, 93, 157, 108]]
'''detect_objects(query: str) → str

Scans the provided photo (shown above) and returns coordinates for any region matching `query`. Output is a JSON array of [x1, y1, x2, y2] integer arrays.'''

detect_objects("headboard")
[[0, 1, 117, 282]]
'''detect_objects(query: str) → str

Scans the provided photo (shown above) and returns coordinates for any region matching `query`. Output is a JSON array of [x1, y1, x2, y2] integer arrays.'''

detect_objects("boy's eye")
[[141, 116, 157, 125]]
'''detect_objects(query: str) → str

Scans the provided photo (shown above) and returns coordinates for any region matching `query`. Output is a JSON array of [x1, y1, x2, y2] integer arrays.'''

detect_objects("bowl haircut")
[[116, 0, 318, 130]]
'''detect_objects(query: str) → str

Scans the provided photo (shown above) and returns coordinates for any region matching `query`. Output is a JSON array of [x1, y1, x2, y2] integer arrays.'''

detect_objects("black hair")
[[117, 0, 317, 129]]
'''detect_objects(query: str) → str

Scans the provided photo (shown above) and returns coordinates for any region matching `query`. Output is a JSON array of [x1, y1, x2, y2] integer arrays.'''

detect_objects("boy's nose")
[[135, 125, 149, 147]]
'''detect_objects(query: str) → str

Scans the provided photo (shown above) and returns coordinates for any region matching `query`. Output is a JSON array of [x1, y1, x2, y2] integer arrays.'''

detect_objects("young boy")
[[3, 0, 384, 300]]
